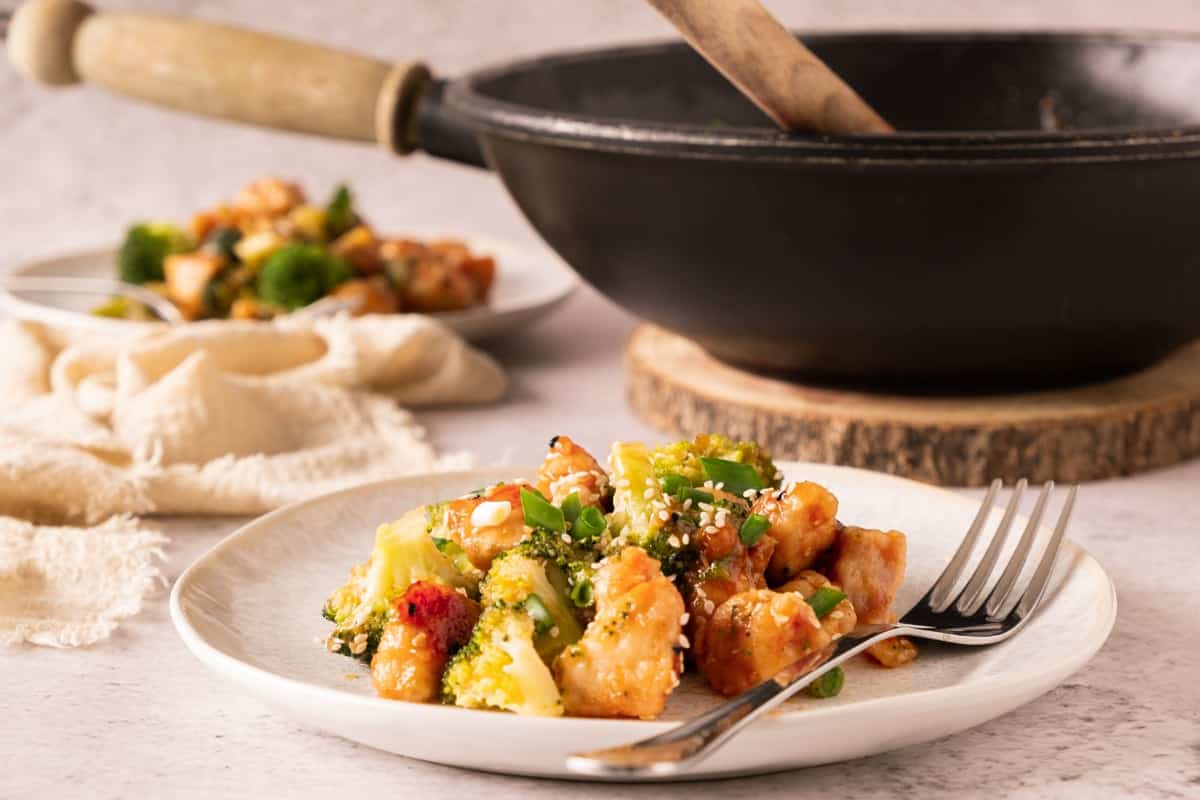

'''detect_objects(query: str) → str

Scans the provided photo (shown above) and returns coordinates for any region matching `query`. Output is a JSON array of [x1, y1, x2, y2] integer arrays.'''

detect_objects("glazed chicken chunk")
[[371, 581, 480, 702], [438, 482, 530, 571], [778, 569, 858, 640], [829, 526, 918, 668], [696, 589, 832, 696], [536, 435, 611, 508], [751, 481, 841, 585], [829, 526, 907, 624], [554, 547, 685, 719]]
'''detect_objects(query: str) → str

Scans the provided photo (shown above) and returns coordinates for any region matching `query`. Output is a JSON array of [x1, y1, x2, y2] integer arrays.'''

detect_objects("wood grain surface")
[[626, 324, 1200, 486]]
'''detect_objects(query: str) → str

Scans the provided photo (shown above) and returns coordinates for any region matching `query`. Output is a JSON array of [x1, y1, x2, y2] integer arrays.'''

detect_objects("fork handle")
[[567, 624, 902, 777]]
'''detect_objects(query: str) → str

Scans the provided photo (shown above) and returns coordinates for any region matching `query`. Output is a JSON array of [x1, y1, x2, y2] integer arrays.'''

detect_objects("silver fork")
[[568, 479, 1077, 778]]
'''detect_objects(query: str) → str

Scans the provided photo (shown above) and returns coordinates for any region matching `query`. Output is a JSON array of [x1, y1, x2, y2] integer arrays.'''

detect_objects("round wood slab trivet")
[[626, 324, 1200, 486]]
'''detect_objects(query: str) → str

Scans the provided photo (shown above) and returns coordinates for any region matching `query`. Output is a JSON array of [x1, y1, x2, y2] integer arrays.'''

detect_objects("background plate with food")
[[0, 179, 576, 342]]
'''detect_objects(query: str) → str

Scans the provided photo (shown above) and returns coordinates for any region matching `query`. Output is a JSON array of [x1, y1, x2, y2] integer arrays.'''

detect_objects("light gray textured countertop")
[[3, 2, 1200, 796]]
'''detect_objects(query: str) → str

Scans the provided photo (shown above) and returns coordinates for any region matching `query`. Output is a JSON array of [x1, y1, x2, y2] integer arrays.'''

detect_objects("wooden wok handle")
[[6, 0, 432, 153], [646, 0, 893, 134]]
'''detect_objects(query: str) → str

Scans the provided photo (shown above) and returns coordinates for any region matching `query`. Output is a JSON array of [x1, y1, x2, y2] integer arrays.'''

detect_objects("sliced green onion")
[[806, 586, 846, 619], [661, 474, 693, 497], [560, 492, 582, 525], [739, 513, 771, 546], [520, 487, 564, 533], [572, 506, 606, 540], [570, 578, 595, 608], [681, 487, 714, 506], [524, 594, 554, 634], [806, 666, 844, 699], [699, 457, 764, 497]]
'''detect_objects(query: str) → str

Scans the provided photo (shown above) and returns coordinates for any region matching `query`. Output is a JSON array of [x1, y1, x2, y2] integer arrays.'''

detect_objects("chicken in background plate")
[[94, 177, 496, 322], [321, 433, 917, 719]]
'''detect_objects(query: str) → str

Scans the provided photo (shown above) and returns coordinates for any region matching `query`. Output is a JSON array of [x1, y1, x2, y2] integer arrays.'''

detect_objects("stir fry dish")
[[95, 178, 496, 321], [321, 434, 917, 719]]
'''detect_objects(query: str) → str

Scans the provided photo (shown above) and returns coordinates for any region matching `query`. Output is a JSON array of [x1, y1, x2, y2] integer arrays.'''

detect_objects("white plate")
[[0, 236, 576, 342], [170, 463, 1116, 781]]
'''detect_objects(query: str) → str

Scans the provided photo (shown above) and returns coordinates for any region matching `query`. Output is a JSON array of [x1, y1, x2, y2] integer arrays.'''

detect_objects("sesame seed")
[[715, 482, 725, 491], [703, 600, 715, 614], [658, 510, 670, 521], [704, 525, 718, 534], [677, 634, 690, 649], [743, 489, 758, 499], [645, 477, 656, 486], [549, 626, 560, 638], [698, 502, 714, 512], [702, 480, 714, 489], [683, 498, 693, 510], [616, 478, 630, 488], [667, 535, 681, 548], [679, 612, 690, 625], [561, 533, 572, 543], [682, 533, 690, 545], [830, 610, 844, 619], [643, 488, 656, 499]]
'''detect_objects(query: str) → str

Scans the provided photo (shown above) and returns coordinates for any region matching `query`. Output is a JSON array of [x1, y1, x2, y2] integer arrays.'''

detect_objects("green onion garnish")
[[699, 457, 764, 497], [520, 487, 564, 533], [560, 492, 582, 525], [806, 666, 844, 699], [570, 578, 595, 608], [573, 506, 606, 540], [681, 487, 714, 506], [739, 513, 770, 546], [524, 594, 554, 634], [661, 474, 693, 496], [806, 586, 846, 619]]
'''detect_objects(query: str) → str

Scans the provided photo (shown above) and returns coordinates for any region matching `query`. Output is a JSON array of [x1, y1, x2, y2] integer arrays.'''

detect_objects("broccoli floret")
[[324, 184, 359, 239], [605, 441, 695, 575], [441, 604, 563, 716], [118, 222, 192, 285], [651, 433, 781, 491], [258, 243, 353, 310], [483, 549, 583, 661], [322, 507, 476, 660]]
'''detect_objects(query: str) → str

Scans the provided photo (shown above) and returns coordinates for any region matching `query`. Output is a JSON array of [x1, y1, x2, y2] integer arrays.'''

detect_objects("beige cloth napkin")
[[0, 315, 506, 646]]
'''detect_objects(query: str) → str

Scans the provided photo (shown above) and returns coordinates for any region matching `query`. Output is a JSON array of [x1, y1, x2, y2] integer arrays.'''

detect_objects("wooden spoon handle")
[[646, 0, 893, 134], [6, 0, 432, 153]]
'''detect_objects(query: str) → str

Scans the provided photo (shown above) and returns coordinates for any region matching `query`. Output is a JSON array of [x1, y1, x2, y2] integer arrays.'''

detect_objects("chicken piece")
[[697, 589, 831, 696], [829, 526, 907, 624], [461, 256, 496, 298], [371, 581, 480, 702], [438, 482, 530, 571], [751, 481, 840, 585], [684, 504, 775, 672], [554, 547, 685, 719], [778, 570, 857, 640], [401, 260, 480, 312], [535, 435, 610, 507], [163, 251, 224, 321], [331, 276, 400, 316], [234, 177, 306, 219], [330, 225, 384, 273], [866, 636, 919, 668]]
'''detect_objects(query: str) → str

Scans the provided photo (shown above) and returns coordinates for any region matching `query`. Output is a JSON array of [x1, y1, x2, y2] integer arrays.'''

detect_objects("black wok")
[[10, 1, 1200, 379]]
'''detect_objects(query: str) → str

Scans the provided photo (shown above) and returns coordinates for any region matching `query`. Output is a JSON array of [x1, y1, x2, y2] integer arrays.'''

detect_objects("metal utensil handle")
[[6, 0, 431, 153], [569, 624, 899, 774], [2, 275, 185, 324]]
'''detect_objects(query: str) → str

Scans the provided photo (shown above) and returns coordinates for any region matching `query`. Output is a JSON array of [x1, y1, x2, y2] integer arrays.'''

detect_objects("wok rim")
[[444, 30, 1200, 165]]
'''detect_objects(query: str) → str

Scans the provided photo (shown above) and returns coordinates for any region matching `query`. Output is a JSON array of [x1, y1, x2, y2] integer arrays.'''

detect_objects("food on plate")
[[96, 178, 496, 322], [321, 434, 917, 719]]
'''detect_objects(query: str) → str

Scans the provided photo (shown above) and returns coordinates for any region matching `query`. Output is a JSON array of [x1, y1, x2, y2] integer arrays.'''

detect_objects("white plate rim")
[[0, 235, 577, 341], [169, 463, 1118, 777]]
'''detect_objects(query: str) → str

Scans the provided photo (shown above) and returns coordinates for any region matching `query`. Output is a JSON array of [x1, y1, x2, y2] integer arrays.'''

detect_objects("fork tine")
[[1015, 485, 1077, 619], [953, 478, 1027, 615], [984, 482, 1054, 619], [928, 479, 1001, 611]]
